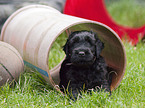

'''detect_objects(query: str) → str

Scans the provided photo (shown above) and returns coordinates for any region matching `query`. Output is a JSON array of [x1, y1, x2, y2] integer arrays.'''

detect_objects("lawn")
[[0, 0, 145, 107]]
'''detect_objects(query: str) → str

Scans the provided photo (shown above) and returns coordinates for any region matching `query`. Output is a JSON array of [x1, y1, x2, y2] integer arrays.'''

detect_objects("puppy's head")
[[63, 30, 104, 67]]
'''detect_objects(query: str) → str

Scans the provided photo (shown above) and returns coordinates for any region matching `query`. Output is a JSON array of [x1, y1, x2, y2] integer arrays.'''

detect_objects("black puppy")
[[59, 30, 111, 99]]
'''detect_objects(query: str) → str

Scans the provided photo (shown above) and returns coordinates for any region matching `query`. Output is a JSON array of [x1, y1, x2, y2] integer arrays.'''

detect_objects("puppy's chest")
[[66, 67, 100, 82]]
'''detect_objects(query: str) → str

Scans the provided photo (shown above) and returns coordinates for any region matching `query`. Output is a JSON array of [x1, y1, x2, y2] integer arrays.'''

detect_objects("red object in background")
[[64, 0, 145, 45]]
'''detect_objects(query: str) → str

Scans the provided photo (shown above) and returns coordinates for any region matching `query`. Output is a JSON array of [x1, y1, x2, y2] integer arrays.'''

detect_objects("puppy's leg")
[[96, 57, 111, 94], [67, 83, 84, 100], [68, 89, 79, 100], [101, 80, 111, 95]]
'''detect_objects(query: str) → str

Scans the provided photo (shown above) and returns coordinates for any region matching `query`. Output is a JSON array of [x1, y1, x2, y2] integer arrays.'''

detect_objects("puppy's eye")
[[70, 37, 80, 45], [85, 36, 95, 45], [73, 37, 80, 42]]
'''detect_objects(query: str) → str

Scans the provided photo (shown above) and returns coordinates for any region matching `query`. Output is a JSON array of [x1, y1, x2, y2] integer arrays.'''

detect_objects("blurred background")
[[0, 0, 145, 33]]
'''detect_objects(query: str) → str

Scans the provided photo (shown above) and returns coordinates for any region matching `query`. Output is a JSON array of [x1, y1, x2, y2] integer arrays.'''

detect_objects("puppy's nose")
[[78, 51, 85, 56]]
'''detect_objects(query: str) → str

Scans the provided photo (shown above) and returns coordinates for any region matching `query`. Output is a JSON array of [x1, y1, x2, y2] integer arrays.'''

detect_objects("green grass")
[[48, 32, 67, 69], [0, 0, 145, 107], [106, 0, 145, 27], [0, 43, 144, 108]]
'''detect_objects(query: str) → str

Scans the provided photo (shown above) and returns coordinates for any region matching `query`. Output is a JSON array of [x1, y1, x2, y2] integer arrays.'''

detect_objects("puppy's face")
[[64, 31, 104, 67]]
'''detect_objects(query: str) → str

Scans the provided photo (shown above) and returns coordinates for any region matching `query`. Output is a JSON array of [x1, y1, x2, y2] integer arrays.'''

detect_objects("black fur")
[[59, 30, 111, 99]]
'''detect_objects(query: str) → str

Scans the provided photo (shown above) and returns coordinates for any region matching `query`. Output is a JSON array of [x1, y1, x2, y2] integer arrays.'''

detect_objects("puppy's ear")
[[63, 40, 69, 56], [95, 37, 104, 58]]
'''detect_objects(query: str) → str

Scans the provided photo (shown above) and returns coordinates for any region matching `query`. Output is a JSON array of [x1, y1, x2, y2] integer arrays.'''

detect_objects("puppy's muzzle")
[[78, 51, 85, 56], [70, 47, 95, 66], [74, 48, 89, 57]]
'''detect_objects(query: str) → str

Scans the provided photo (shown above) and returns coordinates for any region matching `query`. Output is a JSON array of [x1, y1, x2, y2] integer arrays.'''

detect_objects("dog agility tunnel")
[[1, 5, 126, 91], [0, 41, 24, 86]]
